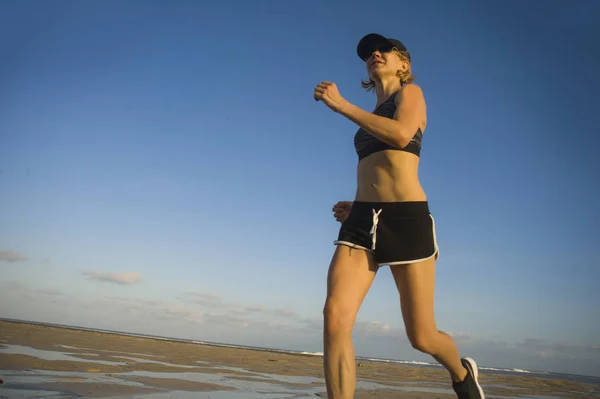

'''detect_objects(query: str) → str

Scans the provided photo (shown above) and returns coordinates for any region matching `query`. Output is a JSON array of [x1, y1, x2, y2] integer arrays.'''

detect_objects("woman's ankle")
[[451, 365, 468, 382]]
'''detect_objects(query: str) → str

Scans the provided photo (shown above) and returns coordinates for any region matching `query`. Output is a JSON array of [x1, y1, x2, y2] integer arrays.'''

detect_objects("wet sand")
[[0, 320, 597, 398]]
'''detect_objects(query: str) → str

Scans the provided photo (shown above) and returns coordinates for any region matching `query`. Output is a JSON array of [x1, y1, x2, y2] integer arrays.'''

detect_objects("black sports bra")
[[353, 91, 422, 161]]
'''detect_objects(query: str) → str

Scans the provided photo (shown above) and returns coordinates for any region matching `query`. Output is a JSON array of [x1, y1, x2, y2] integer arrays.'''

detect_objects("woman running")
[[313, 33, 486, 399]]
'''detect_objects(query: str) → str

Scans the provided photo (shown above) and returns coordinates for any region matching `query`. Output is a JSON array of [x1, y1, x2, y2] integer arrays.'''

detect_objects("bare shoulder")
[[395, 83, 425, 105], [394, 83, 427, 132]]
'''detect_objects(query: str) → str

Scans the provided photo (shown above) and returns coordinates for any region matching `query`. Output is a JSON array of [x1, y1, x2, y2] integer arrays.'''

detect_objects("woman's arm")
[[338, 84, 426, 148]]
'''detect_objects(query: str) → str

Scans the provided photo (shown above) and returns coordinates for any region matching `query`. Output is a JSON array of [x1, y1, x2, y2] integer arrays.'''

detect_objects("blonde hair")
[[361, 48, 415, 92]]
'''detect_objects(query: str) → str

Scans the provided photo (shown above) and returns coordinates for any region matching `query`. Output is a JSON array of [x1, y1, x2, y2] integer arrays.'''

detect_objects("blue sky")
[[1, 0, 599, 377]]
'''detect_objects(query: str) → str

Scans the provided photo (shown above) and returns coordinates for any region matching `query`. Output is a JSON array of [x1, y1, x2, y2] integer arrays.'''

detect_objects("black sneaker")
[[452, 357, 485, 399]]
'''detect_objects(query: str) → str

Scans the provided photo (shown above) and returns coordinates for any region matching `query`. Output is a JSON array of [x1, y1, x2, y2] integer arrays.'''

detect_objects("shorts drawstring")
[[370, 208, 382, 250]]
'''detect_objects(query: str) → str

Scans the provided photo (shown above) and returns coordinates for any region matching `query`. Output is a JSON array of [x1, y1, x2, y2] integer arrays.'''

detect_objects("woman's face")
[[366, 47, 408, 81]]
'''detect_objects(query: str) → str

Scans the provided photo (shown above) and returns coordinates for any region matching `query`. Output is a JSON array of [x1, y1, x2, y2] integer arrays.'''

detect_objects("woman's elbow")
[[394, 134, 412, 149], [393, 126, 419, 148]]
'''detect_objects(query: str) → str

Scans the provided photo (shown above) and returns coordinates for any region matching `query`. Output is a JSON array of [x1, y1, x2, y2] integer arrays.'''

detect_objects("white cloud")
[[82, 271, 142, 285], [181, 292, 298, 322], [244, 305, 297, 318], [514, 337, 600, 361], [204, 312, 249, 327], [105, 296, 162, 308], [0, 250, 28, 263], [0, 280, 26, 290], [356, 320, 392, 335], [0, 280, 71, 305], [246, 305, 269, 313], [272, 308, 297, 318], [180, 292, 229, 308], [84, 296, 204, 325], [447, 331, 473, 341], [35, 289, 65, 297]]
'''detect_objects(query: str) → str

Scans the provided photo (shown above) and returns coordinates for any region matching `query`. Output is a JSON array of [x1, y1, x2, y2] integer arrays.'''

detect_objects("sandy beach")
[[0, 320, 597, 398]]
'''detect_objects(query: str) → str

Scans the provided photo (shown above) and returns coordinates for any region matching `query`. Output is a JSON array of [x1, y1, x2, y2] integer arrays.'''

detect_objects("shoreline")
[[0, 317, 325, 359], [0, 318, 570, 378], [1, 320, 599, 398]]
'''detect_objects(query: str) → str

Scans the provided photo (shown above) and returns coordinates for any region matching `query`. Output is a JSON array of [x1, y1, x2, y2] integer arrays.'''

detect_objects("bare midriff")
[[355, 150, 426, 203]]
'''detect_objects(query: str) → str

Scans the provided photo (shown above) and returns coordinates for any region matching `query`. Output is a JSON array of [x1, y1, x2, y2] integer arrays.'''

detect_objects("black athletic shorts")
[[334, 201, 439, 266]]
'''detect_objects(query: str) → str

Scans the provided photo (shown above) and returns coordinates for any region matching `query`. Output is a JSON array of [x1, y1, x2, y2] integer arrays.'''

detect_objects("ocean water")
[[1, 317, 599, 389]]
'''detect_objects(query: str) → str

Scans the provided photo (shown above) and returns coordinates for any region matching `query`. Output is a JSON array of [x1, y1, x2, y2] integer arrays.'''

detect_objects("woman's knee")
[[323, 300, 357, 336], [406, 329, 438, 354]]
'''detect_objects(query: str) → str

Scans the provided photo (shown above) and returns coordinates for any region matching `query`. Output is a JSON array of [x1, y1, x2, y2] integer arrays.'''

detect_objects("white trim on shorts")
[[333, 214, 439, 267], [332, 240, 374, 253]]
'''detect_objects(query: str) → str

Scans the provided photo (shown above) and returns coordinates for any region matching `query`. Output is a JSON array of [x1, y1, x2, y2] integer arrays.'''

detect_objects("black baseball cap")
[[357, 33, 410, 62]]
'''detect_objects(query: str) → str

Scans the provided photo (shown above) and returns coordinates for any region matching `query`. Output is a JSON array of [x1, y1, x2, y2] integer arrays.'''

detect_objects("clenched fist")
[[332, 201, 352, 223], [314, 81, 349, 113]]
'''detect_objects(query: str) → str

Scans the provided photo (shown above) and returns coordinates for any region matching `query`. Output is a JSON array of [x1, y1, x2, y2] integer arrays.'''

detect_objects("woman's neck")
[[374, 79, 401, 106]]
